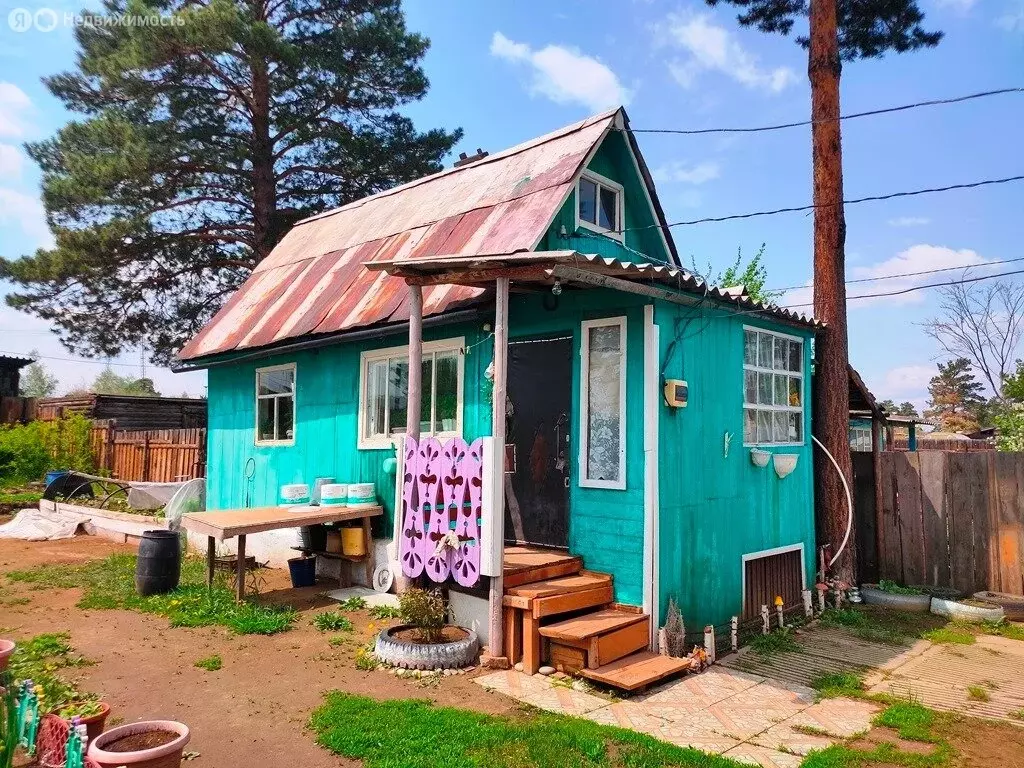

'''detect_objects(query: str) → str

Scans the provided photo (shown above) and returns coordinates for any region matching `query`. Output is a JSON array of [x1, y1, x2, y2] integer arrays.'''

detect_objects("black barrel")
[[135, 530, 182, 596]]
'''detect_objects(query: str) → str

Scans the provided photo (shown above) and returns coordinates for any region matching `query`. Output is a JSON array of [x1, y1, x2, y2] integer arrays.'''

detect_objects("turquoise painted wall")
[[205, 321, 491, 536], [537, 130, 674, 267], [655, 300, 817, 631], [509, 288, 651, 606]]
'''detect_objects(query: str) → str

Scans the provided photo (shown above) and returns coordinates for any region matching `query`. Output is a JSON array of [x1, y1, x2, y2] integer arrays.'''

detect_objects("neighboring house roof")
[[180, 108, 682, 362], [848, 365, 884, 421], [0, 355, 34, 370]]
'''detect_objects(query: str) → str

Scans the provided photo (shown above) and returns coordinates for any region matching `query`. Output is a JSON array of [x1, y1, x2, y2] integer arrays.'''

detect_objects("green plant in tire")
[[878, 580, 924, 596], [399, 587, 449, 643]]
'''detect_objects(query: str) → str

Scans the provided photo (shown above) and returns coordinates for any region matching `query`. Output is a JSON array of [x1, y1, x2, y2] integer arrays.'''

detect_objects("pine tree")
[[878, 399, 919, 418], [924, 358, 985, 433], [706, 0, 940, 582], [0, 0, 461, 365], [92, 368, 161, 397], [19, 352, 58, 398]]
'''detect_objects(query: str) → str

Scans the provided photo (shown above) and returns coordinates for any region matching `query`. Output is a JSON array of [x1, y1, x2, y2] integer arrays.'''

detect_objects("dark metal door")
[[504, 336, 572, 548]]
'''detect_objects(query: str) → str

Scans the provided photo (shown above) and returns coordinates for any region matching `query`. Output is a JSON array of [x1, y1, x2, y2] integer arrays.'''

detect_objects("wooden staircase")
[[502, 546, 691, 692]]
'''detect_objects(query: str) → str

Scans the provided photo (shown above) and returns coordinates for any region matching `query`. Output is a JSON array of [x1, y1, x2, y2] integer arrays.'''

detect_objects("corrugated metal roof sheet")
[[178, 110, 624, 361]]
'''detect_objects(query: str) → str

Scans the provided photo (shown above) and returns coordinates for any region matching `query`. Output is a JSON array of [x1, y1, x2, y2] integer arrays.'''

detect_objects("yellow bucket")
[[341, 526, 366, 557]]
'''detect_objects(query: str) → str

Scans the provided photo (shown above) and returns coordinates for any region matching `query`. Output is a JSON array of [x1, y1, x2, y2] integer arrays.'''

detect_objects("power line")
[[777, 268, 1024, 309], [626, 87, 1023, 136], [620, 175, 1024, 231], [767, 255, 1024, 293]]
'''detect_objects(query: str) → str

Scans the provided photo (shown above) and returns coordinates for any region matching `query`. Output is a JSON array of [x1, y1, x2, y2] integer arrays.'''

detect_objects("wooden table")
[[181, 505, 383, 601]]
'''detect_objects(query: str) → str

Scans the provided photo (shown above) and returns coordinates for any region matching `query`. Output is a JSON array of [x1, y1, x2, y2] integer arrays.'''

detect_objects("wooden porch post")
[[487, 277, 509, 661], [871, 415, 884, 583], [407, 285, 423, 439]]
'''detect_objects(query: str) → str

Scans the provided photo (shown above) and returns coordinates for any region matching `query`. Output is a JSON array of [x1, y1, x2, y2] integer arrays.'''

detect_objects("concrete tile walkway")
[[475, 666, 880, 766]]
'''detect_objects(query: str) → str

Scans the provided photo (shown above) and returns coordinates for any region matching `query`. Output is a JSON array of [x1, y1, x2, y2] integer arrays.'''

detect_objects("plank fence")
[[853, 451, 1024, 596], [89, 420, 206, 482]]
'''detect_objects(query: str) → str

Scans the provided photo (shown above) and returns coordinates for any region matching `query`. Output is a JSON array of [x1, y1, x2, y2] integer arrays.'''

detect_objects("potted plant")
[[0, 640, 13, 672], [88, 720, 190, 768], [56, 697, 111, 745], [374, 587, 479, 670], [860, 580, 931, 612]]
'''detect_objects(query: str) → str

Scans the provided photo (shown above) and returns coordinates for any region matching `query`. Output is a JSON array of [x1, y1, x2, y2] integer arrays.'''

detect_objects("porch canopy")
[[365, 249, 817, 665]]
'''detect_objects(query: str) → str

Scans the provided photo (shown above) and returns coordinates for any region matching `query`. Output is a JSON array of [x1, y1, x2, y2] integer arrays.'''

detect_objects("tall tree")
[[923, 278, 1024, 399], [878, 399, 919, 418], [695, 243, 782, 304], [1, 0, 461, 365], [706, 0, 940, 583], [18, 352, 59, 398], [924, 358, 985, 433], [92, 368, 161, 397]]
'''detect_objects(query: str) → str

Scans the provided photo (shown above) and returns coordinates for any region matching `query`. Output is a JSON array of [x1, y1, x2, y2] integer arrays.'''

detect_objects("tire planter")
[[374, 624, 479, 670], [88, 720, 190, 768], [860, 584, 932, 612], [930, 596, 1004, 622], [973, 591, 1024, 621]]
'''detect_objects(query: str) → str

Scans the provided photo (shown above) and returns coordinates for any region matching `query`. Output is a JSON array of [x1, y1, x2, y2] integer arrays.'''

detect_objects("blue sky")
[[0, 0, 1022, 408]]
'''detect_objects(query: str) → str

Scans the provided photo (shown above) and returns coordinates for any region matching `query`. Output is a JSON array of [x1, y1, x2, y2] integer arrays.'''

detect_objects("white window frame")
[[575, 169, 624, 242], [743, 325, 806, 447], [850, 425, 873, 452], [255, 363, 296, 446], [357, 337, 465, 450], [579, 316, 627, 490]]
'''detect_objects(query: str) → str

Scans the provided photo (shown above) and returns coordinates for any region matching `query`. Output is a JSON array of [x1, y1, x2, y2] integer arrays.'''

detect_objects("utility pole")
[[809, 0, 856, 583]]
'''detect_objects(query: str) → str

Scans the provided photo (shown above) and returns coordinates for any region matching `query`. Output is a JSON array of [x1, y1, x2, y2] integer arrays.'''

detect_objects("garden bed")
[[37, 498, 166, 543]]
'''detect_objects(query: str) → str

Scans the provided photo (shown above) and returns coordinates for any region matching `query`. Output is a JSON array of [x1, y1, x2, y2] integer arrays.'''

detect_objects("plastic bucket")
[[134, 530, 182, 596], [347, 483, 376, 508], [288, 557, 316, 588], [320, 484, 348, 506], [311, 477, 336, 505], [280, 483, 310, 506], [44, 470, 68, 488], [341, 526, 366, 557], [299, 524, 328, 551]]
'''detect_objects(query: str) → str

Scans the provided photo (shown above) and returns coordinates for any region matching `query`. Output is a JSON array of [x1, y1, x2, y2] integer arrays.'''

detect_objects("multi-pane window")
[[360, 340, 463, 448], [743, 328, 804, 445], [256, 364, 295, 444], [849, 426, 873, 452], [577, 171, 623, 239], [580, 317, 627, 489]]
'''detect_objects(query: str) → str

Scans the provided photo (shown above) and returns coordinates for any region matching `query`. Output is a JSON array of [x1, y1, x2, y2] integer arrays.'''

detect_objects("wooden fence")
[[89, 420, 206, 482], [0, 396, 37, 424], [890, 437, 994, 452], [853, 451, 1024, 596]]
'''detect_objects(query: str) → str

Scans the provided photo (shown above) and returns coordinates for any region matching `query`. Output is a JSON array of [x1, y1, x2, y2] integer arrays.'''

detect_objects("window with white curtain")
[[743, 327, 805, 445], [580, 317, 627, 489]]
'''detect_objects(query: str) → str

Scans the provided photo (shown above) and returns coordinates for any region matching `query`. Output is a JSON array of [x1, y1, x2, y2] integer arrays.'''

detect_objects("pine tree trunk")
[[250, 51, 276, 263], [808, 0, 856, 583]]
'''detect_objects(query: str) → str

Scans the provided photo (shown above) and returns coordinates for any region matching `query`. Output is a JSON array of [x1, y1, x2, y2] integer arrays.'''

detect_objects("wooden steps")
[[580, 651, 693, 691], [541, 609, 650, 672], [503, 547, 582, 588], [504, 573, 612, 606], [540, 608, 646, 641]]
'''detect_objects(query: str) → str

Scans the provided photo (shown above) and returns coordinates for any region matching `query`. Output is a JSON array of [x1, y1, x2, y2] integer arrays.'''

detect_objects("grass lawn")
[[310, 693, 744, 768], [6, 553, 295, 634]]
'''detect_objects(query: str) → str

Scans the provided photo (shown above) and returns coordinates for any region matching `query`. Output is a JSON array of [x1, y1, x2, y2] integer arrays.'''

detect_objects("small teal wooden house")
[[178, 108, 820, 678]]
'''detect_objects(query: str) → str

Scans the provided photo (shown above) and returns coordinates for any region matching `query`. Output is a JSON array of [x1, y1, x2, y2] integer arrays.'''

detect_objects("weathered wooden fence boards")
[[854, 451, 1024, 596], [89, 420, 206, 482], [0, 396, 36, 424]]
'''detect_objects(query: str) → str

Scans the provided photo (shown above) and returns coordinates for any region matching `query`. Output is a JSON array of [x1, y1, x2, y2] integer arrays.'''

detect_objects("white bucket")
[[320, 483, 348, 507], [347, 483, 376, 508], [280, 483, 310, 506]]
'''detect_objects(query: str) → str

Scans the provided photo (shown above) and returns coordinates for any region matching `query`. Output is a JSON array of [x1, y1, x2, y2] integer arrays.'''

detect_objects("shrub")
[[368, 605, 402, 620], [0, 415, 95, 487], [399, 587, 448, 643], [313, 612, 353, 632]]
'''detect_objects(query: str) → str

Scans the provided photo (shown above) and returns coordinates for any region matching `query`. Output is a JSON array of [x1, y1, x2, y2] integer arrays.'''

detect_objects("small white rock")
[[395, 668, 407, 678], [514, 662, 524, 672], [538, 666, 555, 676]]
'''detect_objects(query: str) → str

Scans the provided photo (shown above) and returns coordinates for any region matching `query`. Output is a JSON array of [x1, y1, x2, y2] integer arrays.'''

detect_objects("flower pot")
[[930, 596, 1004, 622], [0, 638, 13, 671], [88, 720, 190, 768], [750, 449, 771, 468], [773, 453, 799, 479], [374, 624, 479, 670], [860, 584, 931, 612], [54, 701, 111, 745]]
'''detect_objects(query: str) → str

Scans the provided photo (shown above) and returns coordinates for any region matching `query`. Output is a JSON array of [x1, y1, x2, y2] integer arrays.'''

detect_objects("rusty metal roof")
[[178, 109, 632, 362], [365, 251, 820, 331]]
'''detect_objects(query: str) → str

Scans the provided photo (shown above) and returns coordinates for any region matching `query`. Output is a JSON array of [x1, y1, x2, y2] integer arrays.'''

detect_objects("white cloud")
[[490, 32, 631, 111], [652, 160, 720, 185], [879, 364, 936, 397], [888, 216, 930, 227], [0, 187, 52, 248], [0, 144, 24, 180], [935, 0, 978, 12], [660, 13, 796, 94], [0, 83, 33, 138], [997, 2, 1024, 31], [781, 244, 995, 313]]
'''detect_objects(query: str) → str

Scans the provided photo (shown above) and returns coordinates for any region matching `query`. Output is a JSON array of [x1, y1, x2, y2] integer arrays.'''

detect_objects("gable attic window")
[[743, 327, 804, 446], [358, 338, 464, 449], [256, 364, 296, 445], [576, 170, 623, 241]]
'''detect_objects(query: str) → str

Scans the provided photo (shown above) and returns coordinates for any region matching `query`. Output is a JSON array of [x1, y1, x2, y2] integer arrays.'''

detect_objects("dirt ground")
[[0, 535, 518, 767], [2, 535, 1023, 767]]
